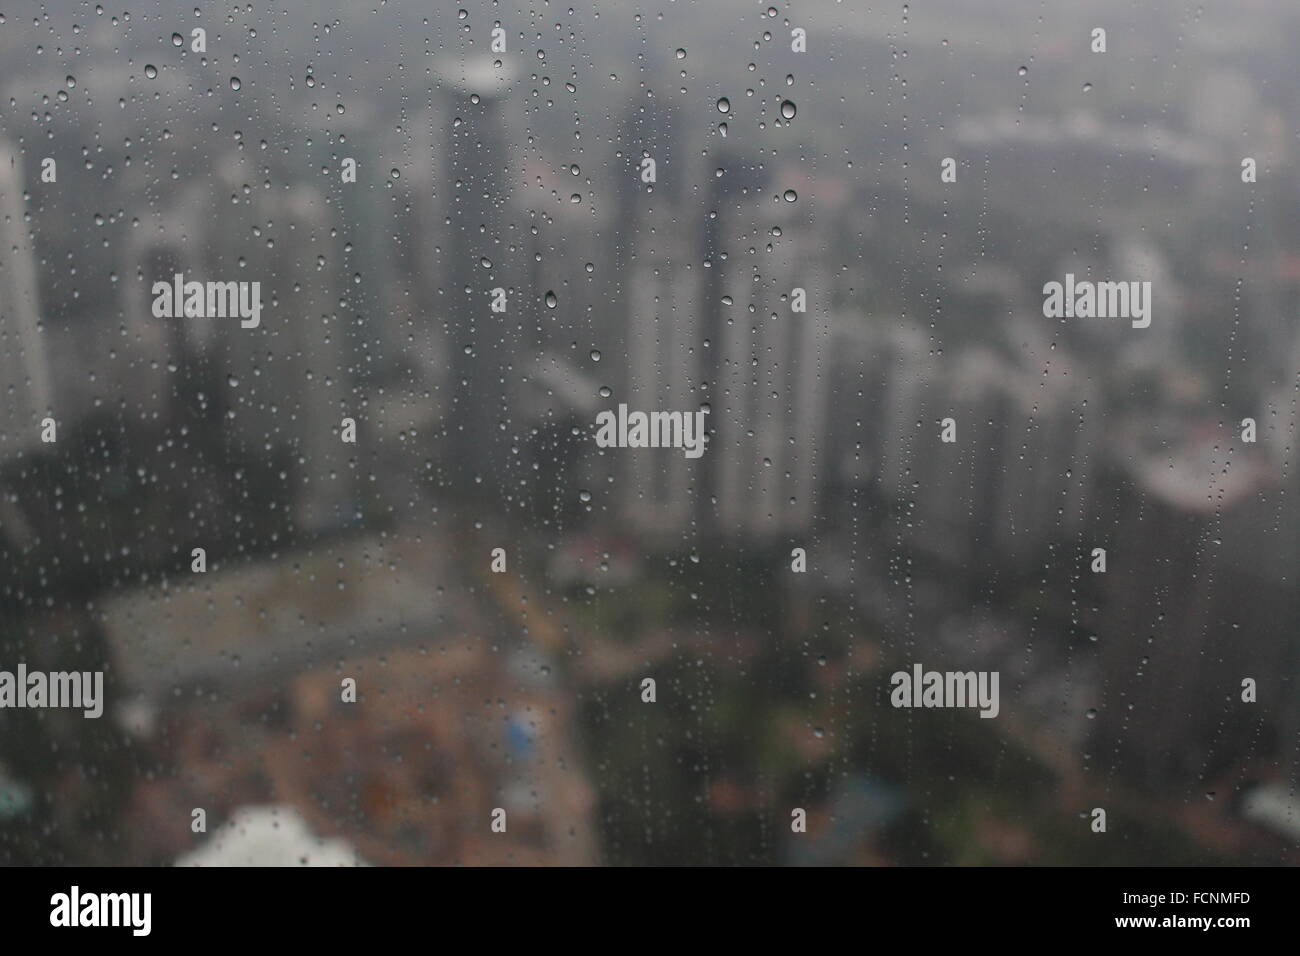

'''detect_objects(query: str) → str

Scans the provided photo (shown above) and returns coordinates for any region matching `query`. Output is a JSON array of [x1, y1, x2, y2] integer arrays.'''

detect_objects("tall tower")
[[714, 227, 829, 539], [432, 55, 516, 494], [621, 254, 705, 536], [205, 150, 355, 535], [705, 160, 830, 541], [0, 140, 51, 461]]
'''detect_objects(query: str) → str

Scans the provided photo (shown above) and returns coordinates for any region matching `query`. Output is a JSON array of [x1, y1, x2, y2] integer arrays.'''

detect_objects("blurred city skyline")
[[0, 0, 1297, 865]]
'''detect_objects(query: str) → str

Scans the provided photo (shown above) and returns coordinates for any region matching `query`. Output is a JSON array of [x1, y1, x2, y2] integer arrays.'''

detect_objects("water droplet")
[[780, 99, 796, 119], [1082, 82, 1093, 92], [1017, 65, 1028, 76], [675, 48, 686, 59], [545, 291, 558, 308], [171, 33, 184, 46], [578, 489, 592, 502], [65, 75, 76, 89], [590, 349, 601, 362], [229, 76, 241, 91], [144, 64, 158, 79], [715, 97, 730, 114], [1085, 708, 1097, 719], [782, 189, 798, 203], [598, 385, 611, 398], [390, 168, 401, 179]]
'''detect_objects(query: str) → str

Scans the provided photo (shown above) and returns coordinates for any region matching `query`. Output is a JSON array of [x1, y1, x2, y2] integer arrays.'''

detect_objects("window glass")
[[0, 0, 1296, 868]]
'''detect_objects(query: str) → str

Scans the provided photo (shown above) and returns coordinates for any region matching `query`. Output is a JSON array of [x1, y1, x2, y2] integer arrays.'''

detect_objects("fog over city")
[[0, 0, 1297, 867]]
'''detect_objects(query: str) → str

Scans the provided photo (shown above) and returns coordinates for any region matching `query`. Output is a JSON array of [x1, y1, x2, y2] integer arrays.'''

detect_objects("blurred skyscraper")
[[432, 55, 517, 494], [0, 139, 51, 461]]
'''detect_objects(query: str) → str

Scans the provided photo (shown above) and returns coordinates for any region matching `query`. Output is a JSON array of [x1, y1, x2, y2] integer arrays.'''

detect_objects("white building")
[[713, 224, 830, 539], [622, 254, 705, 534]]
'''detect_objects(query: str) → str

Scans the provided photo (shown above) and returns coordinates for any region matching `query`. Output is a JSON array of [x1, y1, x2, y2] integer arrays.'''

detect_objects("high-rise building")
[[0, 139, 51, 461], [431, 55, 517, 494], [713, 223, 829, 539], [621, 254, 705, 535], [206, 153, 357, 535]]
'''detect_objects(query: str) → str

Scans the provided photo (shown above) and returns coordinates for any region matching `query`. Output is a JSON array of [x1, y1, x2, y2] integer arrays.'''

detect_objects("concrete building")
[[0, 138, 52, 460]]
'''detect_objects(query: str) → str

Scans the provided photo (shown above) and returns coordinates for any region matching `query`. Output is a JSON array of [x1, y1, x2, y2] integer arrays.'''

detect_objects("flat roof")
[[100, 531, 465, 692]]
